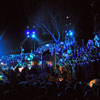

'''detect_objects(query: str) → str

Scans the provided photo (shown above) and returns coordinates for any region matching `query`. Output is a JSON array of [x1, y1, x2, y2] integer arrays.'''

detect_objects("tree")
[[34, 11, 66, 43]]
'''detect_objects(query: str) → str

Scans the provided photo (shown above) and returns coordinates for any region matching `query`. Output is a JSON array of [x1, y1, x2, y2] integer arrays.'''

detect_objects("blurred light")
[[31, 31, 36, 38], [66, 33, 69, 36], [0, 75, 3, 81], [30, 54, 33, 59], [27, 57, 31, 61], [59, 66, 63, 73], [19, 67, 24, 72], [27, 26, 29, 28], [27, 35, 30, 38], [98, 53, 100, 57], [94, 35, 99, 41], [61, 42, 64, 44], [0, 75, 3, 78], [32, 62, 34, 66], [31, 34, 36, 38], [65, 31, 69, 36], [38, 61, 42, 66], [66, 16, 69, 19], [47, 61, 52, 66], [1, 62, 4, 65], [28, 64, 31, 67], [13, 67, 16, 71], [25, 30, 30, 35], [22, 48, 24, 52], [33, 26, 36, 28], [69, 30, 73, 36], [67, 50, 71, 54], [58, 77, 63, 82], [32, 31, 35, 34], [89, 79, 96, 87], [29, 67, 31, 70], [46, 44, 49, 47], [0, 32, 5, 40], [26, 31, 30, 35]]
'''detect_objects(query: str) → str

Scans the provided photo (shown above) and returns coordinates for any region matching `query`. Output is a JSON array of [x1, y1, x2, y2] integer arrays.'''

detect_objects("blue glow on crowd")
[[0, 34, 100, 72]]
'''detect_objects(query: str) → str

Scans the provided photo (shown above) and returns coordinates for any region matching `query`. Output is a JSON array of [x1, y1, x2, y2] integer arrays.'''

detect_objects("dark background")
[[0, 0, 95, 55]]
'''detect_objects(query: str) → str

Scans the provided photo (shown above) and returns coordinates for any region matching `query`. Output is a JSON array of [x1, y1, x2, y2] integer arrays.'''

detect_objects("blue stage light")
[[69, 30, 73, 36], [61, 42, 64, 44], [32, 31, 35, 34], [27, 35, 30, 38], [25, 30, 30, 35], [46, 44, 49, 46], [66, 33, 69, 36], [31, 31, 36, 38], [31, 34, 36, 38], [98, 53, 100, 57], [27, 31, 30, 35]]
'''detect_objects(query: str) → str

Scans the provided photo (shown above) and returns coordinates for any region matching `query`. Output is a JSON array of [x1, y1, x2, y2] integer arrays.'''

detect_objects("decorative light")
[[66, 16, 69, 19], [19, 67, 24, 72], [27, 35, 30, 38], [31, 34, 36, 38], [66, 33, 69, 36], [26, 31, 30, 35], [69, 30, 74, 36], [1, 62, 4, 65], [32, 31, 35, 34], [31, 31, 36, 38], [46, 44, 49, 47]]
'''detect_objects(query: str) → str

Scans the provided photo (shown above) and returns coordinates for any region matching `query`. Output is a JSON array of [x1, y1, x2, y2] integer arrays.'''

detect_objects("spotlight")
[[32, 31, 35, 34], [27, 35, 30, 38], [66, 33, 69, 36], [46, 44, 49, 46], [26, 31, 30, 35], [25, 30, 30, 35], [31, 34, 36, 38], [69, 30, 73, 36]]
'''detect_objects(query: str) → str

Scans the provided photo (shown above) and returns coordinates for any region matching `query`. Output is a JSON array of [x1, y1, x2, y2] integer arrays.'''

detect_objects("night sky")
[[0, 0, 94, 55]]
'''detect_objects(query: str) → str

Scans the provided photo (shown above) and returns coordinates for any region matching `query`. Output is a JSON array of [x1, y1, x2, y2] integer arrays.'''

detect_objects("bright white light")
[[66, 16, 69, 19], [70, 32, 73, 36], [27, 35, 30, 38], [61, 42, 64, 44], [29, 67, 31, 70], [46, 44, 49, 46], [27, 26, 29, 28], [32, 31, 35, 34], [31, 34, 35, 38], [27, 32, 30, 34], [19, 67, 24, 72], [66, 33, 69, 36], [1, 62, 4, 65], [69, 30, 73, 36]]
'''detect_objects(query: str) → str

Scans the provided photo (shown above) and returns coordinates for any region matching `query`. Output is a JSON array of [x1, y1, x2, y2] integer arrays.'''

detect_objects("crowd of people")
[[0, 77, 100, 100], [0, 35, 100, 100]]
